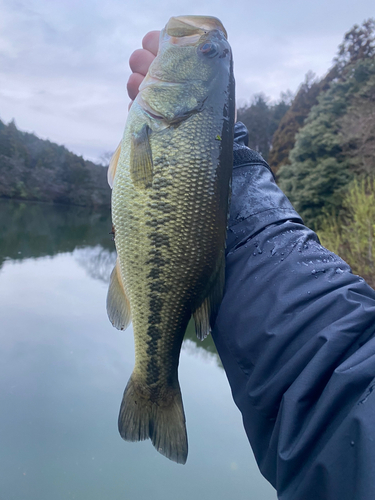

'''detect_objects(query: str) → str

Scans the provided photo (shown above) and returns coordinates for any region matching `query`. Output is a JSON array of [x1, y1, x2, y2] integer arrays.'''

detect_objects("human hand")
[[127, 31, 160, 107]]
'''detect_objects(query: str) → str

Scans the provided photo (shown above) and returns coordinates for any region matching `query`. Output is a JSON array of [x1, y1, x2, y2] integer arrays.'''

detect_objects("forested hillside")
[[0, 119, 110, 206], [268, 69, 336, 172], [278, 55, 375, 225], [276, 19, 375, 285], [236, 19, 375, 284]]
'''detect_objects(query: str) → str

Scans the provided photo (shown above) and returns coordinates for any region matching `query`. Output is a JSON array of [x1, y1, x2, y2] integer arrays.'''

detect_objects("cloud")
[[0, 0, 374, 160]]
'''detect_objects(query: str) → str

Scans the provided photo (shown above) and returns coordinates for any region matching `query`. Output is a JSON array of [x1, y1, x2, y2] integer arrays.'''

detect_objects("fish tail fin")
[[118, 374, 188, 464]]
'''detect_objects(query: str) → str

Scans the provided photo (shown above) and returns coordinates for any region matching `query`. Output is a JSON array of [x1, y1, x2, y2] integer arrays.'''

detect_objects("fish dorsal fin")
[[130, 124, 153, 189], [192, 253, 225, 340], [107, 141, 122, 189], [107, 258, 131, 331]]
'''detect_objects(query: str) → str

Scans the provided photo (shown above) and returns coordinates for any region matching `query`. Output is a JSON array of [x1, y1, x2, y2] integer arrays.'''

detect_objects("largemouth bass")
[[107, 15, 235, 464]]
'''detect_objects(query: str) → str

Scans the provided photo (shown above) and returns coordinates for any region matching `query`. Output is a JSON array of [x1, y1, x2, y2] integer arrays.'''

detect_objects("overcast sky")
[[0, 0, 374, 162]]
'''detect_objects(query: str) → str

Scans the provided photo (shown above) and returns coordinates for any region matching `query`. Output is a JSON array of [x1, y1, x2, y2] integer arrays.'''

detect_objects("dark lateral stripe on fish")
[[149, 191, 169, 201], [145, 284, 164, 386], [145, 358, 161, 386], [152, 177, 173, 188], [145, 322, 163, 385], [146, 219, 171, 227], [146, 255, 170, 266], [147, 231, 170, 248], [147, 268, 162, 279], [148, 310, 162, 324], [149, 280, 168, 293], [148, 293, 164, 312]]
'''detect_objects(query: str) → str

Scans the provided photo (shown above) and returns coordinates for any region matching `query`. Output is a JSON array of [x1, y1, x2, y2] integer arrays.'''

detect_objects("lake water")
[[0, 199, 276, 500]]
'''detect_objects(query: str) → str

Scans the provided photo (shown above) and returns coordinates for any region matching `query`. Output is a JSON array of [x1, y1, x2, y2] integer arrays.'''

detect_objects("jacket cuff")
[[234, 122, 275, 177]]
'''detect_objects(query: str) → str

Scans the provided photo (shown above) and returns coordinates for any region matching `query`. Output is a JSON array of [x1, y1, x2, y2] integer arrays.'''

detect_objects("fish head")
[[136, 15, 234, 125]]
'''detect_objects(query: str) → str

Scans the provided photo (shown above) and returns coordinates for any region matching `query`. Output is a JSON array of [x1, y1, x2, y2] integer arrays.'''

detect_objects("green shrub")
[[317, 177, 375, 286]]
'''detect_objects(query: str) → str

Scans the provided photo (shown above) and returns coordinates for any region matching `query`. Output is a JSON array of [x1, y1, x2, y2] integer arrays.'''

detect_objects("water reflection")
[[0, 199, 276, 500], [74, 246, 116, 283], [0, 199, 113, 267], [74, 247, 220, 360], [1, 199, 221, 361]]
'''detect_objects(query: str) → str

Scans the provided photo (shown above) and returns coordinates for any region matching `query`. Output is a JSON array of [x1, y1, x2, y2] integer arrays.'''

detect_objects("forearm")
[[213, 123, 375, 499]]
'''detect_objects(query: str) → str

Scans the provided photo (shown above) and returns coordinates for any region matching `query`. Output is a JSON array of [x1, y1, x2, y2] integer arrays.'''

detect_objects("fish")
[[106, 15, 235, 464]]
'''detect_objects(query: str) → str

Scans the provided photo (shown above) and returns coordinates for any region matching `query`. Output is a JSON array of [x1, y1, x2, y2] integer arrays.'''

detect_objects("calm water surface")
[[0, 200, 276, 500]]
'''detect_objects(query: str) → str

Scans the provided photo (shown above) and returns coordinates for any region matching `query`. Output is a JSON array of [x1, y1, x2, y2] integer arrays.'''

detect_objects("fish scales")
[[107, 15, 235, 464], [114, 111, 224, 376]]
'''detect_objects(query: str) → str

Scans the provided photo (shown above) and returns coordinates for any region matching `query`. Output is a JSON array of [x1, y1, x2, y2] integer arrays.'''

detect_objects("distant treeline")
[[0, 119, 110, 206], [237, 91, 293, 162]]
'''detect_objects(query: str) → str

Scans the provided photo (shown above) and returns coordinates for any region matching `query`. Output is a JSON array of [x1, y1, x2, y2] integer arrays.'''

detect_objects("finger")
[[142, 31, 160, 56], [127, 72, 144, 101], [129, 49, 155, 76]]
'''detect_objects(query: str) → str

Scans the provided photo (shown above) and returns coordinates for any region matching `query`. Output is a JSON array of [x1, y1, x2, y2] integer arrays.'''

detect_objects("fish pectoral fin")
[[192, 253, 225, 340], [106, 259, 131, 331], [107, 141, 122, 188], [130, 124, 153, 189]]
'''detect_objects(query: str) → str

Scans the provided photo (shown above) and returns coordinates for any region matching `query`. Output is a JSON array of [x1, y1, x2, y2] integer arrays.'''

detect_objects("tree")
[[335, 19, 375, 70], [269, 70, 337, 173], [278, 57, 375, 229], [237, 92, 292, 161], [270, 19, 375, 174], [0, 119, 110, 206]]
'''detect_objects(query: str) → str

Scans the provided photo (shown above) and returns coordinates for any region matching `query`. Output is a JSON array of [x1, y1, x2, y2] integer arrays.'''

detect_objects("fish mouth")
[[136, 15, 228, 104], [165, 15, 227, 44]]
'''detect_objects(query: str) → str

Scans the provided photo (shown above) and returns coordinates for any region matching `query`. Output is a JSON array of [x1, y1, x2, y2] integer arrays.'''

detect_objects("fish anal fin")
[[106, 259, 131, 331], [193, 254, 225, 340], [118, 374, 188, 464], [130, 124, 153, 189], [107, 141, 122, 188]]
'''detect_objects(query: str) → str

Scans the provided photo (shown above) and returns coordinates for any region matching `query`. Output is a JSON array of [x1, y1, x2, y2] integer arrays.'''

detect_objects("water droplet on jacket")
[[336, 268, 344, 274], [350, 441, 355, 447]]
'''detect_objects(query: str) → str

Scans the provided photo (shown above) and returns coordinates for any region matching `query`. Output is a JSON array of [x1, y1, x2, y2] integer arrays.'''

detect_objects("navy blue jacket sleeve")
[[212, 122, 375, 500]]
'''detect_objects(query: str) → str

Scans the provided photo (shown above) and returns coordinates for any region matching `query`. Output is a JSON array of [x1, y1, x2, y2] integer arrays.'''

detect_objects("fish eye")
[[199, 42, 217, 56]]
